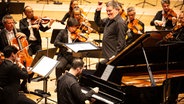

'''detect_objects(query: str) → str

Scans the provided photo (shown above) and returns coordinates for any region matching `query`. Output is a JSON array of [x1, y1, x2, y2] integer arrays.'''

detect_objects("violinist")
[[59, 0, 86, 25], [150, 0, 177, 30], [19, 6, 54, 56], [117, 2, 127, 21], [54, 17, 80, 82], [72, 7, 93, 34], [126, 7, 144, 46], [165, 11, 184, 41]]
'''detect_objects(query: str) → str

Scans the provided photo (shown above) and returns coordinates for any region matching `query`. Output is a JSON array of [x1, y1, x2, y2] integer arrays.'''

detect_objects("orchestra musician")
[[150, 0, 177, 30], [0, 14, 33, 93], [94, 0, 127, 65], [72, 7, 93, 35], [0, 15, 26, 52], [126, 7, 144, 46], [59, 0, 86, 25], [165, 11, 184, 41], [54, 17, 80, 82], [19, 6, 54, 56], [0, 45, 36, 104], [117, 2, 127, 21], [57, 58, 99, 104]]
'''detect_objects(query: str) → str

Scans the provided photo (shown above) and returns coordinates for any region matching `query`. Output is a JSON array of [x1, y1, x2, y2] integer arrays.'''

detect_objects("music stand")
[[50, 29, 63, 44], [89, 20, 103, 44], [174, 0, 184, 10], [30, 48, 58, 104], [135, 0, 156, 8], [8, 2, 25, 14], [31, 48, 57, 67], [64, 42, 100, 69]]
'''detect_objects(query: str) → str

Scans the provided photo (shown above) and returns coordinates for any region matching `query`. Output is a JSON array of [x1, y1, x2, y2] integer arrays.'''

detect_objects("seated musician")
[[0, 15, 26, 52], [126, 7, 144, 46], [150, 0, 177, 30], [54, 17, 81, 82], [0, 45, 36, 104], [19, 6, 54, 56], [72, 7, 93, 35], [59, 0, 86, 25], [0, 15, 32, 93], [57, 58, 99, 104], [165, 11, 184, 41]]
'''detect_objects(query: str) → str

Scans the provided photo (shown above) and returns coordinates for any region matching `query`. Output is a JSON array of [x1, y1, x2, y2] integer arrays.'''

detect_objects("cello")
[[11, 25, 33, 68]]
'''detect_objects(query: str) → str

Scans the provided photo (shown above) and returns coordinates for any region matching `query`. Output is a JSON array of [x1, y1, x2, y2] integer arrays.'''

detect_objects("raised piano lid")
[[107, 31, 184, 68]]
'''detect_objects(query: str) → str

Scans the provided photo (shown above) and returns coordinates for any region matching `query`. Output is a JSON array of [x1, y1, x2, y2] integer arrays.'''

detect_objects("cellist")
[[0, 15, 33, 93], [0, 15, 26, 52]]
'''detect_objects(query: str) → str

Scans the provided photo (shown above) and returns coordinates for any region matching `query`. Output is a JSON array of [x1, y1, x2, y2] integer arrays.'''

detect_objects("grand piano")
[[79, 31, 184, 104]]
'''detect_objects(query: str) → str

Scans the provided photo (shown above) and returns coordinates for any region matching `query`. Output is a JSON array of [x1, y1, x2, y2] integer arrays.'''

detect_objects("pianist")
[[57, 58, 99, 104]]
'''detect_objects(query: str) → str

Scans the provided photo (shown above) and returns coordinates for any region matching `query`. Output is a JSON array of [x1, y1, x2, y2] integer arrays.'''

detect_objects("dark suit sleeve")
[[139, 20, 145, 33], [61, 12, 70, 23], [39, 23, 50, 32], [94, 10, 107, 27], [19, 19, 29, 32], [71, 83, 95, 103], [11, 64, 28, 80], [54, 29, 66, 48], [150, 11, 162, 26]]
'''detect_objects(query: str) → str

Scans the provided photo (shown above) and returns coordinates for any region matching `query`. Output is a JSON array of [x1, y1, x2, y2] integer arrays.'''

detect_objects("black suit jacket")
[[19, 18, 50, 45], [0, 28, 20, 52], [0, 60, 28, 104], [0, 29, 9, 52], [54, 29, 70, 58]]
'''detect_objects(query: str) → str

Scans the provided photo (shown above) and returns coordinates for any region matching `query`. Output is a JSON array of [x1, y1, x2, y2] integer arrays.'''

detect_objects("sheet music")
[[65, 42, 98, 52], [101, 65, 114, 81], [31, 56, 59, 77]]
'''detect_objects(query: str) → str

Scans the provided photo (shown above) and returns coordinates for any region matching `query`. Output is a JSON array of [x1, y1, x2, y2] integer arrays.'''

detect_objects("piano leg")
[[163, 76, 184, 104]]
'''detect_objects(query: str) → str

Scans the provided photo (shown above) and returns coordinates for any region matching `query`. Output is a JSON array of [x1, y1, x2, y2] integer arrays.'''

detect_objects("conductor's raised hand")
[[97, 0, 103, 11]]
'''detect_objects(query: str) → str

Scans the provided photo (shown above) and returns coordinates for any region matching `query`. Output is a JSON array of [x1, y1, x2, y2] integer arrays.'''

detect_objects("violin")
[[31, 16, 51, 25], [173, 24, 182, 32], [163, 9, 177, 21], [70, 29, 88, 42], [164, 24, 182, 40], [128, 19, 143, 34]]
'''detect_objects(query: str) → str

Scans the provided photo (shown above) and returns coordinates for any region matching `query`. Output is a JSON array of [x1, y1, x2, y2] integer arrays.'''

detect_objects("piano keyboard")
[[81, 88, 116, 104]]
